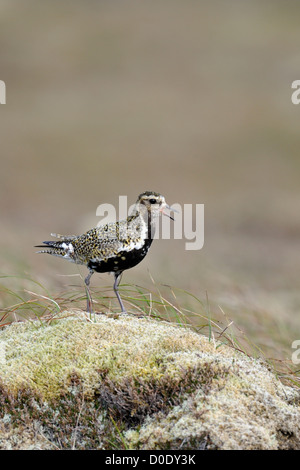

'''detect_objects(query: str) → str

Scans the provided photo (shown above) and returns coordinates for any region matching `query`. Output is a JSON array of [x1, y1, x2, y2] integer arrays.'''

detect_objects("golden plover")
[[36, 191, 175, 313]]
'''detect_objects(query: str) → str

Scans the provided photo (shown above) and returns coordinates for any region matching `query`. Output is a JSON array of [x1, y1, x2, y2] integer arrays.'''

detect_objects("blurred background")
[[0, 0, 300, 368]]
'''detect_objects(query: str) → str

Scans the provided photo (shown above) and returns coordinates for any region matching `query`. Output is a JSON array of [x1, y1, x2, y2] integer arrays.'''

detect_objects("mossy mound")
[[0, 311, 299, 450]]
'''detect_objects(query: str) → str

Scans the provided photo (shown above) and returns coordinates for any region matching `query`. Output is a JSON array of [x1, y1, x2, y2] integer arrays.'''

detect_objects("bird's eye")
[[149, 198, 157, 204]]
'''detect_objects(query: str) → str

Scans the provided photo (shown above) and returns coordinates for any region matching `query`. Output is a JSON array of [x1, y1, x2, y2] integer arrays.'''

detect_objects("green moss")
[[0, 310, 299, 449], [0, 310, 219, 400]]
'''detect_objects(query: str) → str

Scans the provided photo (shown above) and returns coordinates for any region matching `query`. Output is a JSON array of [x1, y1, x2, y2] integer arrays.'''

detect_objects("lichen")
[[0, 310, 299, 449]]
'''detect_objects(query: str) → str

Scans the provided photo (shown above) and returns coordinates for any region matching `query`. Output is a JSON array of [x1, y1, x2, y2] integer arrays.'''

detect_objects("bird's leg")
[[84, 269, 94, 313], [113, 272, 127, 313]]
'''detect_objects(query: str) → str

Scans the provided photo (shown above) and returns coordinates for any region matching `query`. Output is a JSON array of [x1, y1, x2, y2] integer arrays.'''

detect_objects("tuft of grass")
[[0, 273, 299, 390], [0, 275, 62, 326]]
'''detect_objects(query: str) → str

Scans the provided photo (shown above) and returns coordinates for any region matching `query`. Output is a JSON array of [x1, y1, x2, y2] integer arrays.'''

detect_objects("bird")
[[36, 191, 175, 314]]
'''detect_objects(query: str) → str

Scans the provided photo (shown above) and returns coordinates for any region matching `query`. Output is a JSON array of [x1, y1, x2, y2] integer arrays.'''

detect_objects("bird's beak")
[[161, 204, 178, 221]]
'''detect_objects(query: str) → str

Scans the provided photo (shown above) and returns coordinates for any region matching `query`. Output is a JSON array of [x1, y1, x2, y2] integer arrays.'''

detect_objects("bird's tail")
[[35, 233, 77, 259]]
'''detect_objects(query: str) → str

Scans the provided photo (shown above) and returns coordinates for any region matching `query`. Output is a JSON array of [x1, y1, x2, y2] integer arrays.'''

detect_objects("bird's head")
[[136, 191, 175, 220]]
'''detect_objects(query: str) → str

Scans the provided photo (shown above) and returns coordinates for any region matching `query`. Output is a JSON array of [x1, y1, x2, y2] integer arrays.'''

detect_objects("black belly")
[[87, 242, 152, 274]]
